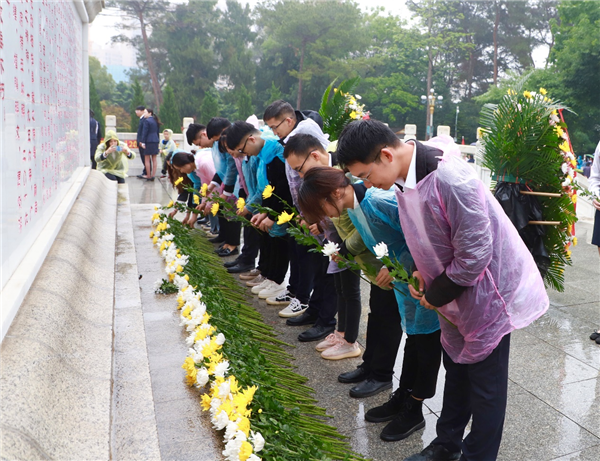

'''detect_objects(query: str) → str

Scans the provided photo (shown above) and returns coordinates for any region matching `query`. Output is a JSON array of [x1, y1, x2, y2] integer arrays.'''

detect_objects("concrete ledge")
[[0, 171, 118, 460]]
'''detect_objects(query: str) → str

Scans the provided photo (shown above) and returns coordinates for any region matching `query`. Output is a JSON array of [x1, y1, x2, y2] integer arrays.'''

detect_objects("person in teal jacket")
[[298, 166, 442, 443]]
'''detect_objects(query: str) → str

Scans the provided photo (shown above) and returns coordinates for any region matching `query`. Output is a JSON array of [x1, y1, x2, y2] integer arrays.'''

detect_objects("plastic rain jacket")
[[348, 187, 440, 335], [394, 154, 548, 364], [94, 131, 135, 179]]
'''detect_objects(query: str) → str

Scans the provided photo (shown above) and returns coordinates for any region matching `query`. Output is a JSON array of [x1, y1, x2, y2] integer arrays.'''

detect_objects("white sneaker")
[[278, 298, 309, 318], [321, 341, 361, 360], [251, 279, 272, 294], [266, 290, 294, 306], [246, 274, 267, 287], [258, 281, 285, 299], [315, 331, 343, 352]]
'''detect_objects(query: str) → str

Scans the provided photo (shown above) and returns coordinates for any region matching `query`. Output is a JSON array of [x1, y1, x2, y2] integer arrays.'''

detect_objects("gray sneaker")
[[278, 298, 308, 318], [246, 274, 267, 287], [240, 269, 261, 281]]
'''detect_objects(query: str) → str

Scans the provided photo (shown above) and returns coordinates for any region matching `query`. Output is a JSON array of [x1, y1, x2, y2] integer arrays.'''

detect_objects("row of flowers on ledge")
[[150, 210, 264, 461]]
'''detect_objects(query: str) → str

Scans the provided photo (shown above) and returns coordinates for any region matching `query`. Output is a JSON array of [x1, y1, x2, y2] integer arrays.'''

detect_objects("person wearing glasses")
[[225, 121, 294, 302], [337, 119, 548, 461], [261, 101, 341, 342]]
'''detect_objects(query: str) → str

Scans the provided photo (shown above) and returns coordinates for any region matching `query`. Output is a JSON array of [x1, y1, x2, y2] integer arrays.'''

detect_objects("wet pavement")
[[124, 161, 600, 461]]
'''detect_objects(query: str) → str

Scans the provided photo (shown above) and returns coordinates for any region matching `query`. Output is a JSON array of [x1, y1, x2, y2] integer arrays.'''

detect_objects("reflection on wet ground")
[[127, 167, 600, 461]]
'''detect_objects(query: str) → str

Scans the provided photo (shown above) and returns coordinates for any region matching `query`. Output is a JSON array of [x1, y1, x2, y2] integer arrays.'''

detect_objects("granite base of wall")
[[1, 171, 118, 460]]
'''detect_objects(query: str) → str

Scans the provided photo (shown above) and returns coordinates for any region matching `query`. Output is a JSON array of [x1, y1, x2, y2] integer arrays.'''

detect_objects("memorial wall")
[[1, 0, 103, 340]]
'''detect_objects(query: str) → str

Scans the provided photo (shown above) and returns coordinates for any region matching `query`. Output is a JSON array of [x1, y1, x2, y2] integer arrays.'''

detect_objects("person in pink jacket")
[[337, 119, 549, 461]]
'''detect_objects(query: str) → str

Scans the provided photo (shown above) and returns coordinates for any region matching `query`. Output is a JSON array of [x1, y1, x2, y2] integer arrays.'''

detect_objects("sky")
[[88, 0, 410, 48]]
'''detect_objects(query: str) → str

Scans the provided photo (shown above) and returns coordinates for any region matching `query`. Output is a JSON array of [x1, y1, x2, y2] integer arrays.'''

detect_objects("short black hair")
[[135, 105, 145, 111], [225, 121, 260, 150], [186, 123, 206, 145], [337, 119, 400, 166], [206, 117, 231, 139], [217, 128, 230, 154], [283, 133, 326, 159], [263, 99, 295, 122]]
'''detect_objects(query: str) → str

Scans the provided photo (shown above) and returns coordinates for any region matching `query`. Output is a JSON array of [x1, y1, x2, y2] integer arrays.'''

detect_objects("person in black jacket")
[[90, 110, 102, 169], [263, 99, 323, 143], [140, 108, 161, 180], [135, 105, 147, 177]]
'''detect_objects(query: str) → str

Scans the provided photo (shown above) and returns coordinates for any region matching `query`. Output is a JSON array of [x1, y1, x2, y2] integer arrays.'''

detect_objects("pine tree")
[[89, 75, 105, 138], [200, 90, 219, 125], [130, 79, 145, 133], [159, 84, 180, 133], [236, 84, 253, 120]]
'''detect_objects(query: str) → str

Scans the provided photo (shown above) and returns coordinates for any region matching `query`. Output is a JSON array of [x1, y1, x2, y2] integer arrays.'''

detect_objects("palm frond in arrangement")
[[480, 73, 577, 292], [319, 77, 369, 141]]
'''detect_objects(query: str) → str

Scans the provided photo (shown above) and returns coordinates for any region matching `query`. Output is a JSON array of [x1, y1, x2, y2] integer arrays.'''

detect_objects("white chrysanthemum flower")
[[163, 233, 174, 241], [216, 333, 226, 345], [224, 421, 239, 441], [355, 94, 362, 100], [247, 455, 261, 461], [212, 410, 229, 430], [196, 367, 210, 387], [322, 241, 340, 258], [250, 431, 265, 452], [154, 279, 164, 291], [214, 360, 230, 378], [550, 113, 560, 124], [373, 242, 389, 260], [173, 275, 189, 290], [223, 433, 245, 460], [562, 177, 572, 187], [210, 397, 222, 412], [561, 163, 568, 174], [218, 380, 231, 399]]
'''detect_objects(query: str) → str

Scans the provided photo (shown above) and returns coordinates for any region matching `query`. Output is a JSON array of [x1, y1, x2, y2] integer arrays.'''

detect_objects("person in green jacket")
[[94, 130, 136, 183]]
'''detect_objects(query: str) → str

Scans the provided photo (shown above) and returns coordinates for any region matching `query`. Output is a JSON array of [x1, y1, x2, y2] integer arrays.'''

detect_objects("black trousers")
[[301, 255, 337, 327], [287, 240, 323, 304], [90, 142, 98, 169], [399, 329, 442, 399], [334, 270, 362, 343], [361, 285, 403, 382], [218, 215, 241, 246], [259, 233, 289, 285], [238, 225, 260, 266], [433, 333, 511, 460], [105, 173, 125, 184], [138, 145, 146, 175]]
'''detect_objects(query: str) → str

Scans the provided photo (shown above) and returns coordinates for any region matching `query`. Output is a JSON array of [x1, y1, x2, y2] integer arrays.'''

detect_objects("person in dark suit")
[[135, 105, 147, 177], [90, 110, 102, 170], [140, 108, 161, 180]]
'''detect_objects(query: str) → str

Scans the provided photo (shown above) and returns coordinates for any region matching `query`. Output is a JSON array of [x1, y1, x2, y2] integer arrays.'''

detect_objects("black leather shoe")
[[380, 397, 425, 441], [286, 312, 318, 327], [365, 388, 409, 422], [338, 366, 369, 384], [403, 443, 461, 461], [209, 236, 225, 244], [224, 259, 240, 268], [227, 263, 255, 274], [590, 329, 600, 341], [298, 325, 335, 342], [349, 379, 392, 398], [216, 247, 239, 257]]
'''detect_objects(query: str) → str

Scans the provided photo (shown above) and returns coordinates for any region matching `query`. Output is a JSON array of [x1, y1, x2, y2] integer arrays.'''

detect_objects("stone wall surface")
[[0, 171, 117, 460]]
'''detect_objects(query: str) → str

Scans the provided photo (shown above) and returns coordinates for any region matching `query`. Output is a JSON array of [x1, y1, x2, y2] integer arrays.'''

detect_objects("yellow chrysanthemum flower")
[[239, 441, 253, 461], [228, 376, 240, 394], [559, 141, 570, 152], [556, 126, 564, 138], [200, 393, 212, 411], [176, 265, 183, 273], [237, 197, 246, 212], [211, 203, 219, 216], [168, 273, 175, 282], [572, 194, 577, 204], [237, 417, 251, 437], [182, 306, 192, 319], [566, 250, 572, 258], [159, 241, 167, 252], [194, 194, 200, 205], [523, 91, 533, 99], [149, 231, 154, 238], [174, 177, 184, 186], [277, 211, 294, 225], [573, 237, 578, 246], [167, 200, 174, 208], [184, 274, 189, 281], [200, 183, 208, 197], [349, 110, 358, 119], [539, 88, 547, 95], [262, 184, 275, 199]]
